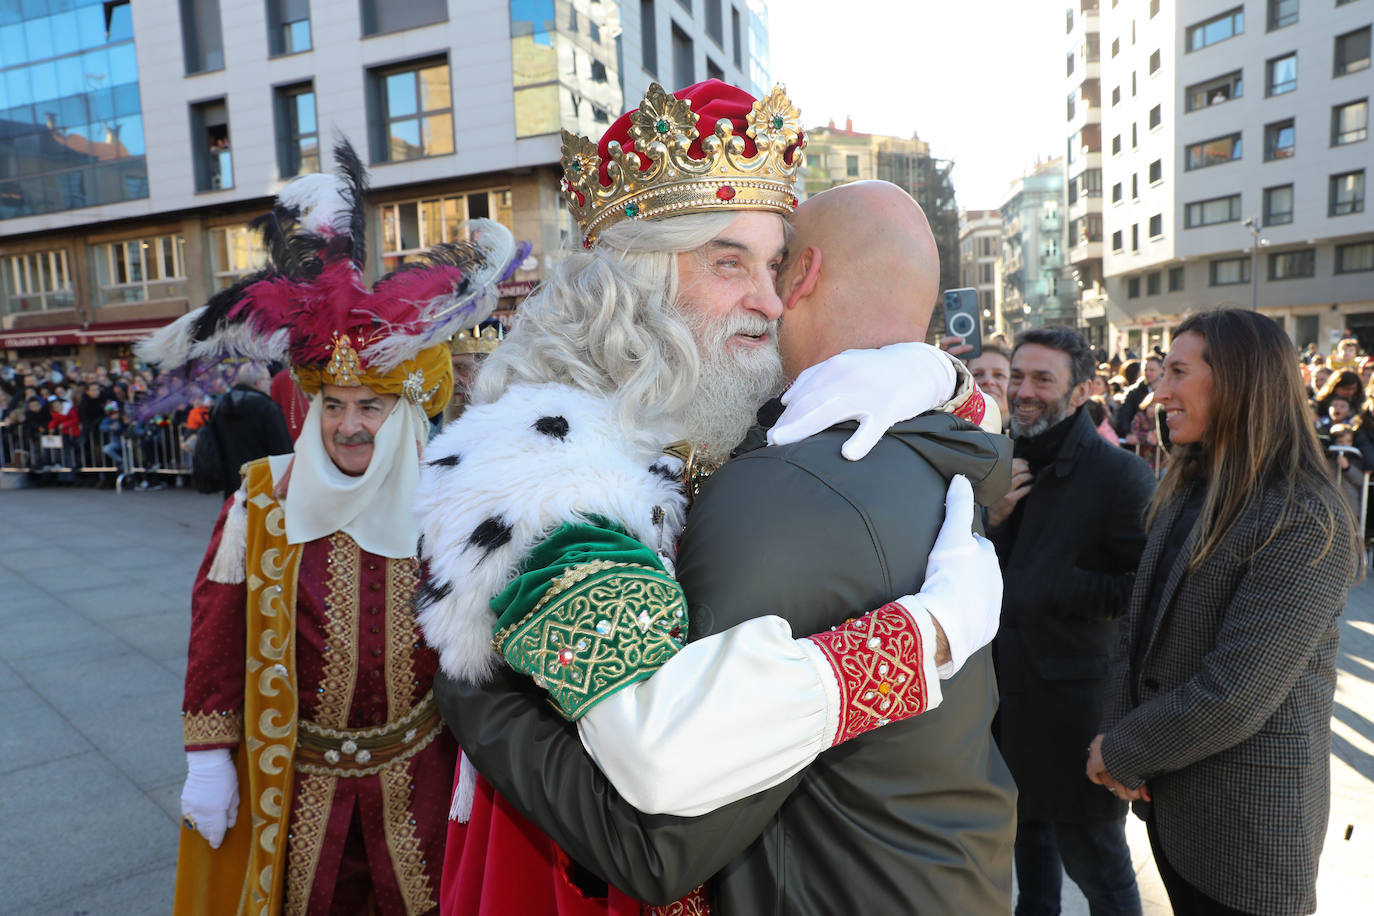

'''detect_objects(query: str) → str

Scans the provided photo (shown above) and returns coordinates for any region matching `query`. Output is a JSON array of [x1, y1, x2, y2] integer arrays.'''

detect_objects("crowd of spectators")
[[0, 357, 246, 487]]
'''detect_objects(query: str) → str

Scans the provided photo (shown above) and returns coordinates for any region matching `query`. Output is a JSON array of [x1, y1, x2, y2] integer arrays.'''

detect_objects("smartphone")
[[943, 288, 982, 359]]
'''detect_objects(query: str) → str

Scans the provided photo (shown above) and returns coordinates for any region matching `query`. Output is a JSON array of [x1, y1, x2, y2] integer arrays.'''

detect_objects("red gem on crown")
[[716, 185, 736, 201]]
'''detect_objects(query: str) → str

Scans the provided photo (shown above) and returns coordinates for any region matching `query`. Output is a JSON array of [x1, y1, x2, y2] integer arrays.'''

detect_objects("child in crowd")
[[1328, 423, 1366, 520]]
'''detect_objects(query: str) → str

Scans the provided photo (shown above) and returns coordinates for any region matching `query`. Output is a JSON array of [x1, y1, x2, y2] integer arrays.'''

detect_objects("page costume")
[[411, 81, 999, 915], [139, 141, 522, 916]]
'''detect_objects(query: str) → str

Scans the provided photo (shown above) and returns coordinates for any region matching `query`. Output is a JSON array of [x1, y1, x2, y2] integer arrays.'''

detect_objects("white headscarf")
[[269, 393, 426, 559]]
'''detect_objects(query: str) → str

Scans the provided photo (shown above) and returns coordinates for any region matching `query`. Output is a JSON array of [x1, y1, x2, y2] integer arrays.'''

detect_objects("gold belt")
[[295, 692, 442, 777]]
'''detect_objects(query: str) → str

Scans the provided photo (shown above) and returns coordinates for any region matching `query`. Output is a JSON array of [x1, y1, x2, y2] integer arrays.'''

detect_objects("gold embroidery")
[[386, 556, 421, 721], [183, 710, 244, 746], [644, 884, 711, 915], [284, 773, 335, 916], [380, 756, 438, 914], [316, 533, 360, 728], [497, 562, 688, 720], [663, 441, 720, 505]]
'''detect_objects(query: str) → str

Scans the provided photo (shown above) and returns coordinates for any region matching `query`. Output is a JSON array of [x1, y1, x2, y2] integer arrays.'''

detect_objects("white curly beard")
[[674, 302, 785, 463]]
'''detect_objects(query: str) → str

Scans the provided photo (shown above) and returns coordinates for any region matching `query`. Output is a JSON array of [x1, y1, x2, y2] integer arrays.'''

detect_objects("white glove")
[[768, 342, 957, 460], [897, 475, 1002, 679], [181, 748, 239, 848]]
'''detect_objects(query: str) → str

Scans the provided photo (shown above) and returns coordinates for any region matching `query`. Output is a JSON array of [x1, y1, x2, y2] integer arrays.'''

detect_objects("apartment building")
[[1064, 0, 1108, 349], [1080, 0, 1372, 357], [958, 208, 1003, 335], [0, 0, 769, 366], [1000, 159, 1068, 337]]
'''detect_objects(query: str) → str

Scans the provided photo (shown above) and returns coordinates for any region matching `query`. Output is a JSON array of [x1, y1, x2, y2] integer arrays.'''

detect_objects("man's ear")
[[781, 245, 822, 311], [1069, 379, 1093, 410]]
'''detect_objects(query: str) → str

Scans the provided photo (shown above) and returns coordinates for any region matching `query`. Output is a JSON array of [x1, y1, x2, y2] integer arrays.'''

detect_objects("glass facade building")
[[0, 0, 146, 219]]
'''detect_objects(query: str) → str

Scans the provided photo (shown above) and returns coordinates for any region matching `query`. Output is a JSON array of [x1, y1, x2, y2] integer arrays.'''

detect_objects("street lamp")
[[1242, 217, 1269, 311]]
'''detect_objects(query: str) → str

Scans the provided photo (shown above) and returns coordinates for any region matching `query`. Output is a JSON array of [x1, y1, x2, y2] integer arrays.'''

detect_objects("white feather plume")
[[133, 307, 205, 368], [277, 172, 352, 237]]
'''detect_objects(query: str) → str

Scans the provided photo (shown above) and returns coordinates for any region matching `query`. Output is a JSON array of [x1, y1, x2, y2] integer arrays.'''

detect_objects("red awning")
[[0, 316, 178, 350]]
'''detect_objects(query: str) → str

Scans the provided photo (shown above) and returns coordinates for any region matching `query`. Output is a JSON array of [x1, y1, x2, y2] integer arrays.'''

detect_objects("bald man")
[[436, 179, 1016, 914]]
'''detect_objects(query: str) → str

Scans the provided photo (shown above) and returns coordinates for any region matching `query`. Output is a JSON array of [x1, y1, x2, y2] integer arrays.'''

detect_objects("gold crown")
[[450, 324, 502, 355], [560, 82, 805, 247]]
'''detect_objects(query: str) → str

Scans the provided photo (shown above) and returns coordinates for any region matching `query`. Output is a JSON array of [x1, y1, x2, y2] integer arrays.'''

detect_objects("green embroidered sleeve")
[[492, 518, 688, 720]]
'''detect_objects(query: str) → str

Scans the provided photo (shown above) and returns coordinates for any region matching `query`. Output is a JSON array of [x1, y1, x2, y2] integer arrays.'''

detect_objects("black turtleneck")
[[1012, 407, 1081, 477]]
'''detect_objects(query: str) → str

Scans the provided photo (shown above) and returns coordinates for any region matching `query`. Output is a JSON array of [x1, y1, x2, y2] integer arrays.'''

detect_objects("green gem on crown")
[[570, 160, 583, 171], [772, 116, 784, 129], [624, 203, 639, 217], [655, 119, 669, 134]]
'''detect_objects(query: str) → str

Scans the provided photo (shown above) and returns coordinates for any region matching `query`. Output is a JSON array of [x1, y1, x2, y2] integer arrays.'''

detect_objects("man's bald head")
[[775, 180, 940, 379]]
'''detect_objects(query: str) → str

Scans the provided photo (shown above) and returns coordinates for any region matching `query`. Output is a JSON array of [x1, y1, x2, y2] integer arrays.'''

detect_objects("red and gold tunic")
[[179, 459, 457, 916]]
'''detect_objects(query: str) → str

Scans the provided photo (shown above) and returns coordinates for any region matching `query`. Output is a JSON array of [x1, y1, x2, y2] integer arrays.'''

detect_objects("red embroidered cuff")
[[806, 602, 934, 746], [952, 386, 987, 428]]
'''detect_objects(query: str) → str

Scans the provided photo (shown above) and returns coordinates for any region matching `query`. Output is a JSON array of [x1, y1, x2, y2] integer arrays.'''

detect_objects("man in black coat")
[[208, 363, 292, 497], [989, 326, 1156, 916], [1111, 353, 1162, 440]]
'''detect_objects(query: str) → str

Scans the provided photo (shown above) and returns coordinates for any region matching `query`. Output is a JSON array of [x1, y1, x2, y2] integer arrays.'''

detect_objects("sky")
[[768, 0, 1067, 211]]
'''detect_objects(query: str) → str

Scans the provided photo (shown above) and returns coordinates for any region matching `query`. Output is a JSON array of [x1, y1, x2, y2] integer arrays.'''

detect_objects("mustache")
[[333, 431, 375, 446], [704, 312, 778, 347]]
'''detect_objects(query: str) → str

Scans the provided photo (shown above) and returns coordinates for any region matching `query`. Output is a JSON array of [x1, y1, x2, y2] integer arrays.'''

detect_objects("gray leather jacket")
[[436, 410, 1016, 913]]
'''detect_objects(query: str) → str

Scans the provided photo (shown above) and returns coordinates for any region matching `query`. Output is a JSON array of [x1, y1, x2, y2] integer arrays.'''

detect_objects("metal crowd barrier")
[[1, 422, 195, 492]]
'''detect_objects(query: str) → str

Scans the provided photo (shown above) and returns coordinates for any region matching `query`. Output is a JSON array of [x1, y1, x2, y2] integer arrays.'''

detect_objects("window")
[[1149, 50, 1160, 73], [1069, 214, 1103, 244], [1112, 182, 1123, 203], [1264, 119, 1295, 160], [1267, 53, 1297, 96], [845, 155, 859, 177], [274, 83, 318, 178], [180, 0, 225, 73], [1149, 214, 1162, 237], [1112, 134, 1122, 155], [1132, 71, 1137, 96], [1187, 7, 1243, 52], [1150, 0, 1160, 17], [191, 99, 232, 191], [1149, 105, 1161, 129], [731, 6, 742, 67], [379, 190, 515, 273], [672, 23, 693, 87], [1267, 0, 1298, 31], [706, 57, 723, 81], [1209, 257, 1250, 285], [1149, 159, 1162, 183], [1185, 194, 1243, 227], [641, 0, 658, 75], [1132, 224, 1140, 251], [1067, 52, 1075, 76], [360, 0, 446, 36], [1185, 71, 1243, 111], [1132, 122, 1138, 148], [1335, 27, 1371, 78], [1336, 241, 1374, 274], [705, 0, 723, 44], [1084, 33, 1099, 61], [369, 59, 453, 163], [1127, 276, 1141, 298], [1112, 86, 1121, 106], [1264, 184, 1294, 225], [1184, 133, 1242, 170], [1111, 37, 1120, 57], [1112, 230, 1124, 251], [1132, 173, 1139, 199], [1073, 169, 1102, 200], [265, 0, 310, 55], [1268, 248, 1315, 280], [209, 225, 268, 291], [1330, 170, 1366, 216], [0, 250, 74, 315], [1333, 100, 1368, 145], [1168, 266, 1184, 291], [92, 235, 187, 304], [1067, 92, 1077, 121], [1146, 272, 1161, 295]]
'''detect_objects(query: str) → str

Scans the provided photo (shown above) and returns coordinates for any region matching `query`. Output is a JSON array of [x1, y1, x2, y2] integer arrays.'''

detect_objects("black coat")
[[989, 407, 1156, 823], [1111, 378, 1152, 437], [210, 385, 292, 495]]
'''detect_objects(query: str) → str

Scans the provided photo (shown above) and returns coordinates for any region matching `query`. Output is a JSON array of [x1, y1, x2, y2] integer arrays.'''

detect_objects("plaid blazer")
[[1101, 482, 1356, 915]]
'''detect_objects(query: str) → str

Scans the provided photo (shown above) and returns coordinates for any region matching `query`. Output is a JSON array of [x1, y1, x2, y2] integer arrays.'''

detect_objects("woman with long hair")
[[1086, 309, 1358, 915]]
